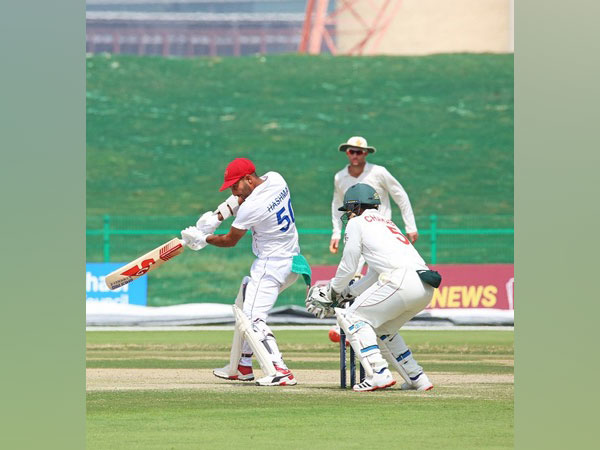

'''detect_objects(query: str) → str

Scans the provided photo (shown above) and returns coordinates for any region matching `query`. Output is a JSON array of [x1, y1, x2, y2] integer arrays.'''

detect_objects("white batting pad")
[[227, 277, 249, 376], [233, 306, 276, 377]]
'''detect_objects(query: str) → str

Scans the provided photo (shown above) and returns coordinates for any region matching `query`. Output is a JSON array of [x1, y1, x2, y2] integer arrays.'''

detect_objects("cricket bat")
[[105, 238, 185, 290]]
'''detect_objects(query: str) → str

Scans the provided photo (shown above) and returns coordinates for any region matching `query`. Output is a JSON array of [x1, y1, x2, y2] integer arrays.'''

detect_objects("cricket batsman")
[[306, 183, 441, 392], [180, 158, 310, 386]]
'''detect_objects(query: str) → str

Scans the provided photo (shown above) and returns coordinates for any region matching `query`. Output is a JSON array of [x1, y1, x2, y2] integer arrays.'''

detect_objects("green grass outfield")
[[87, 329, 513, 449]]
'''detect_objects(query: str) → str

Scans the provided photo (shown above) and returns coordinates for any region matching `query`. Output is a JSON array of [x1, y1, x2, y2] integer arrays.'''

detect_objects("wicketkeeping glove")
[[338, 274, 361, 304], [338, 286, 355, 304], [305, 284, 337, 319]]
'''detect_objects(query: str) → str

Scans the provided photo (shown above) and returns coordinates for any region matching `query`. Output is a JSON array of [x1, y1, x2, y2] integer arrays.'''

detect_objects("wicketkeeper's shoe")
[[400, 372, 433, 391], [213, 364, 255, 381], [255, 365, 297, 386], [353, 368, 396, 392]]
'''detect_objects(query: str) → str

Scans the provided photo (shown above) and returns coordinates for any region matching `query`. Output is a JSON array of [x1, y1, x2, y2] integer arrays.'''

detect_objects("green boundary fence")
[[87, 214, 514, 265], [86, 214, 512, 305]]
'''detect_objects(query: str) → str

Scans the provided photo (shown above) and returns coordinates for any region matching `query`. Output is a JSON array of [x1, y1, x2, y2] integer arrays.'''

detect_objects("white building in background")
[[335, 0, 514, 55]]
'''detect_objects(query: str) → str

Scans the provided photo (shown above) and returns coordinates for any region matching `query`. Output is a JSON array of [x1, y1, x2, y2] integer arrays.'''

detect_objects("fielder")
[[180, 158, 310, 386], [307, 183, 441, 392], [330, 136, 418, 264]]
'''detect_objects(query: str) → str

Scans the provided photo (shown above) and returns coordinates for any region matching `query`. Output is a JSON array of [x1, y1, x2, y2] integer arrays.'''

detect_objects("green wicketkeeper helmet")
[[338, 183, 381, 216]]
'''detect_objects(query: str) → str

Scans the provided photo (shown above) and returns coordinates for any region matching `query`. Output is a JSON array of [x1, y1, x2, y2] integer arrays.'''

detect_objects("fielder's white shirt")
[[232, 171, 300, 259], [330, 209, 427, 294], [331, 162, 417, 240]]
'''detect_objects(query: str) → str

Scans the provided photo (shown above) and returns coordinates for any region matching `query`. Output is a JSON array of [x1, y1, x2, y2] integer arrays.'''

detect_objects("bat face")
[[105, 238, 184, 290], [121, 258, 156, 278]]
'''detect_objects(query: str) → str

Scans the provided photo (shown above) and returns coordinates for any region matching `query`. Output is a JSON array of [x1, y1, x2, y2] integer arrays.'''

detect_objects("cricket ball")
[[328, 326, 350, 346]]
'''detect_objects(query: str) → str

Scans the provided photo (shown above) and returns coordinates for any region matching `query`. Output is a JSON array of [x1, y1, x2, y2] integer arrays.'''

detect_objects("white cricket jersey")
[[331, 162, 417, 239], [232, 171, 300, 259], [330, 209, 427, 293]]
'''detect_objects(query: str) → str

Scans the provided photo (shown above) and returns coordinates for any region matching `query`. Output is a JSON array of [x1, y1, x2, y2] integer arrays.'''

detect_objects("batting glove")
[[181, 226, 209, 251], [196, 211, 222, 235]]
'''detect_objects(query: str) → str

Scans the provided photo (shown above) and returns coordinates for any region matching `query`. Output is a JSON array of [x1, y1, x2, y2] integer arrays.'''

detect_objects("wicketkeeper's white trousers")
[[346, 269, 434, 335]]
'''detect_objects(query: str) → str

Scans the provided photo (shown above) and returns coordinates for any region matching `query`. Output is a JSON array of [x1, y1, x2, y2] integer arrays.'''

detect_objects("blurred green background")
[[86, 53, 513, 306]]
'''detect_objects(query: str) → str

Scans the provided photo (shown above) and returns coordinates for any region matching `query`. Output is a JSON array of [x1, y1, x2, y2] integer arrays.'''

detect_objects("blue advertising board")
[[86, 263, 147, 305]]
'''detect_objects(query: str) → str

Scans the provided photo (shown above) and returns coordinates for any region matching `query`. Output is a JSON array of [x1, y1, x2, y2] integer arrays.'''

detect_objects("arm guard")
[[217, 195, 240, 220]]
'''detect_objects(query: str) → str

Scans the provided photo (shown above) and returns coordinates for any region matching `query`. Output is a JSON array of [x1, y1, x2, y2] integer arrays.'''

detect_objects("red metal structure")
[[299, 0, 403, 55]]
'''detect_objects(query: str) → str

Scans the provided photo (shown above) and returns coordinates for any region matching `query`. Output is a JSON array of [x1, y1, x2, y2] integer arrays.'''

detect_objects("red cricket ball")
[[328, 326, 349, 346]]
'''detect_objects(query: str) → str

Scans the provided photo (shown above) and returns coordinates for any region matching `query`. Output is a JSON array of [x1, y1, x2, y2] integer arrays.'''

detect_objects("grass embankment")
[[86, 53, 513, 305]]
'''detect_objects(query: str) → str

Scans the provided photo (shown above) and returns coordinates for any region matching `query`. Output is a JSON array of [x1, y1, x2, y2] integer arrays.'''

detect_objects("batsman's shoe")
[[213, 364, 254, 382], [400, 372, 433, 391], [255, 366, 297, 386], [353, 368, 396, 392]]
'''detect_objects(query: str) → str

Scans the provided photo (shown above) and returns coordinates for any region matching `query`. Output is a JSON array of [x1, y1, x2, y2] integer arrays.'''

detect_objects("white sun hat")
[[338, 136, 376, 153]]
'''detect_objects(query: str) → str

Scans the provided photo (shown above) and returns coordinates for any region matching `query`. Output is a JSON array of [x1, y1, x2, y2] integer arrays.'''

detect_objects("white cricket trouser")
[[240, 256, 298, 368], [346, 270, 434, 335], [242, 256, 299, 322]]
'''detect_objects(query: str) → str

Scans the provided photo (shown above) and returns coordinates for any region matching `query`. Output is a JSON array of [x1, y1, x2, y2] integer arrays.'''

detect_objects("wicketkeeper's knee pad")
[[379, 333, 424, 384], [336, 309, 387, 376]]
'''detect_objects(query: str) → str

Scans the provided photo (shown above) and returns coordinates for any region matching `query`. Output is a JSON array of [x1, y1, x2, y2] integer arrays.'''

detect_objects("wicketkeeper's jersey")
[[330, 209, 427, 293]]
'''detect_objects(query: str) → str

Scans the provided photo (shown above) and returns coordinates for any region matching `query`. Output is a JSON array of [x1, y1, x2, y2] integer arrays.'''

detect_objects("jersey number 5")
[[277, 199, 295, 232], [387, 224, 409, 245]]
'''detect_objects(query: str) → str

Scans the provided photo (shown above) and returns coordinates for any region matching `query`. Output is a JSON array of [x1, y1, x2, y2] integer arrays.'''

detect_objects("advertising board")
[[86, 263, 147, 305], [311, 264, 514, 310]]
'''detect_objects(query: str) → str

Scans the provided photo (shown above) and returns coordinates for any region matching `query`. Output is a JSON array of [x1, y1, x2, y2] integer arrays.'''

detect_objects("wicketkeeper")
[[306, 183, 440, 392], [180, 158, 310, 386]]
